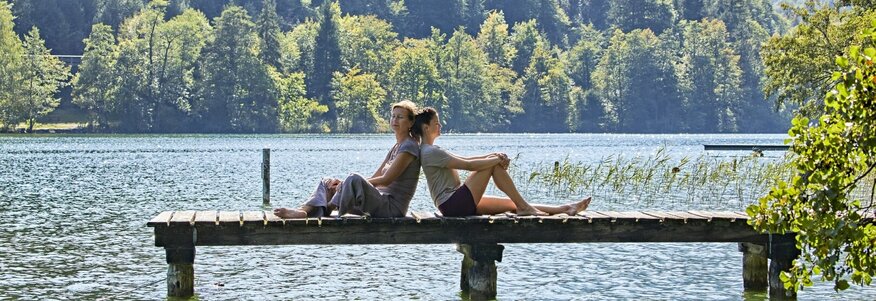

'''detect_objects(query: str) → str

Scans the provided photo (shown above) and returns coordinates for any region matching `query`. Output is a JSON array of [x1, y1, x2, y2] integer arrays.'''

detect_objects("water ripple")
[[1, 134, 874, 300]]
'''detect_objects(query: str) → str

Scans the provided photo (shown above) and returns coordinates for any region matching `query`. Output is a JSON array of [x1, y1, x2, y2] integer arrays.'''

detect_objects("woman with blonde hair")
[[274, 100, 422, 218]]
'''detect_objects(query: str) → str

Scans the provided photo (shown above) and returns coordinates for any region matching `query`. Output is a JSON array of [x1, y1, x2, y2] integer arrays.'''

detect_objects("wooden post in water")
[[739, 242, 768, 291], [164, 227, 196, 297], [457, 243, 504, 300], [262, 148, 270, 205], [768, 241, 801, 300]]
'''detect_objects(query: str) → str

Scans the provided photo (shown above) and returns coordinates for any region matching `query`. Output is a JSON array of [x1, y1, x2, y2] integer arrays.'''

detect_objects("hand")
[[327, 178, 341, 194], [497, 153, 510, 170]]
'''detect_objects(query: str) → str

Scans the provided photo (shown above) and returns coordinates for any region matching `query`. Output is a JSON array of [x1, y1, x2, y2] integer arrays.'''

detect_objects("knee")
[[345, 173, 367, 184]]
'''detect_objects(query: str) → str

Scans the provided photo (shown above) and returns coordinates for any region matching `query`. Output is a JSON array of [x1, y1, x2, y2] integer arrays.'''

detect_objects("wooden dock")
[[148, 210, 817, 299], [704, 144, 790, 151]]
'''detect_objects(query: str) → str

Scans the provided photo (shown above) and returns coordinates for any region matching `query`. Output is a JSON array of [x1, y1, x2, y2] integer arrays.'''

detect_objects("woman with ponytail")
[[413, 107, 591, 217]]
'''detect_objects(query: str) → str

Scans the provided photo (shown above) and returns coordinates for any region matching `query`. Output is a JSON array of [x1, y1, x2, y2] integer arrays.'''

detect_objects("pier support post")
[[739, 242, 768, 291], [166, 247, 195, 297], [263, 148, 270, 205], [457, 243, 504, 300], [768, 241, 800, 300]]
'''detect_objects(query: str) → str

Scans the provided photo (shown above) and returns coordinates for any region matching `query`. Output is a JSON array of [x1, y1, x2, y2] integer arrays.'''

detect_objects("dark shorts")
[[438, 184, 477, 217]]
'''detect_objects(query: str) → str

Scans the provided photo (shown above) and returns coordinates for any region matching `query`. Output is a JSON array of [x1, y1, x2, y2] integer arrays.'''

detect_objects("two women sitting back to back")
[[274, 102, 590, 219]]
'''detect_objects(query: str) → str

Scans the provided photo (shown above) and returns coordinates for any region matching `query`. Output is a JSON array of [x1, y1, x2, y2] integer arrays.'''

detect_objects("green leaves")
[[750, 22, 876, 294]]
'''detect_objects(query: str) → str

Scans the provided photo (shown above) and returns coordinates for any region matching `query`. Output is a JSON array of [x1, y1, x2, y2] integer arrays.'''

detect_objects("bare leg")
[[464, 165, 545, 216], [475, 196, 592, 215]]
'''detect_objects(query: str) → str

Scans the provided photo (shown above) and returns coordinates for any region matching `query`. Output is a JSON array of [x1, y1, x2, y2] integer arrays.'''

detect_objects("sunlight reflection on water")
[[1, 134, 873, 300]]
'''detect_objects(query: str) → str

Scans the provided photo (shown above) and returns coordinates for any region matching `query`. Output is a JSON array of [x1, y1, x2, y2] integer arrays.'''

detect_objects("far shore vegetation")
[[2, 0, 798, 134]]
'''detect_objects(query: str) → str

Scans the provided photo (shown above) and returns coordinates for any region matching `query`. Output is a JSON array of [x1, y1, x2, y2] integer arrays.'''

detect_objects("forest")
[[0, 0, 813, 133]]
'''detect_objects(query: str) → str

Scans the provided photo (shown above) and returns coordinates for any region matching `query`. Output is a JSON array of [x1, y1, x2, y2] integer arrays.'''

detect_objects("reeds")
[[501, 147, 797, 210]]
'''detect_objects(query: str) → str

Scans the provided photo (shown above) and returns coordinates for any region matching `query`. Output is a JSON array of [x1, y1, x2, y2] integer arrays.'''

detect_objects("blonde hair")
[[391, 100, 418, 121]]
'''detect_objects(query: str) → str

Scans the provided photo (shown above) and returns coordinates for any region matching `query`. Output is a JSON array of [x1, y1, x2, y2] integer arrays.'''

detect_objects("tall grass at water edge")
[[494, 147, 790, 211]]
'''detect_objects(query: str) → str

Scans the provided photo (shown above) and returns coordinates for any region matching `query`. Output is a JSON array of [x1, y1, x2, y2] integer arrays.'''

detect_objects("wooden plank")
[[704, 144, 789, 151], [317, 215, 344, 226], [219, 211, 241, 226], [579, 211, 611, 219], [264, 211, 283, 226], [411, 211, 440, 224], [147, 211, 174, 227], [686, 211, 715, 221], [689, 211, 743, 222], [595, 211, 627, 222], [170, 211, 196, 225], [338, 214, 370, 225], [721, 211, 750, 220], [700, 211, 741, 221], [641, 211, 673, 221], [160, 218, 795, 246], [391, 212, 418, 225], [598, 211, 655, 222], [537, 214, 574, 224], [194, 210, 218, 225], [242, 211, 265, 226]]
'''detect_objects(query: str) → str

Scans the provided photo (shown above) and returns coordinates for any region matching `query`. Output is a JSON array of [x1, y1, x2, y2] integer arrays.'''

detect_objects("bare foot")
[[515, 206, 548, 216], [273, 207, 307, 219], [564, 196, 592, 215]]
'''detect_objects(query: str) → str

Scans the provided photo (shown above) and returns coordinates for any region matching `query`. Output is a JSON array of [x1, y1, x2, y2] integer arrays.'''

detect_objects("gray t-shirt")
[[376, 138, 421, 214], [420, 144, 461, 207]]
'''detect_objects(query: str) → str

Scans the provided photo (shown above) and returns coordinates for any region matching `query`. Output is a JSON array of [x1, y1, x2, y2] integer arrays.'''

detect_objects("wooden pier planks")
[[150, 210, 792, 247], [148, 210, 763, 228]]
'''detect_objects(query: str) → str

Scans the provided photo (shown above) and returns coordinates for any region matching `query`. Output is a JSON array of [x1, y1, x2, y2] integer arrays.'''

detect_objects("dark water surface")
[[1, 134, 874, 300]]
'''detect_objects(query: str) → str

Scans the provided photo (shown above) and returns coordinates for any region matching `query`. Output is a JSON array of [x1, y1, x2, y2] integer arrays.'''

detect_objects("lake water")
[[1, 133, 874, 300]]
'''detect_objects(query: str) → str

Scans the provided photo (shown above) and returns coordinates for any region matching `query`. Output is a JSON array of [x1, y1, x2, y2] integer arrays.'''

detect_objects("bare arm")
[[457, 152, 506, 161], [445, 153, 502, 171], [371, 149, 393, 178], [368, 152, 415, 186]]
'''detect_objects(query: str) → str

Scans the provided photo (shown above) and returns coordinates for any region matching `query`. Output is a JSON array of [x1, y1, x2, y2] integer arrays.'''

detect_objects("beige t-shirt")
[[420, 144, 461, 207]]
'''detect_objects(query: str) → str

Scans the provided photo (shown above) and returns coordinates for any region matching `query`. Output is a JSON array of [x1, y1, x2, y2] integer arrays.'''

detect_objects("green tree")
[[509, 19, 546, 75], [703, 0, 784, 34], [111, 2, 211, 132], [606, 0, 675, 35], [195, 5, 278, 132], [476, 10, 516, 68], [677, 19, 743, 132], [748, 24, 876, 294], [565, 24, 604, 131], [387, 38, 445, 112], [18, 27, 70, 132], [593, 29, 683, 132], [762, 3, 876, 117], [276, 71, 326, 132], [514, 43, 575, 132], [676, 0, 705, 21], [332, 68, 387, 133], [95, 0, 146, 32], [733, 18, 785, 132], [404, 0, 463, 37], [337, 14, 399, 87], [11, 0, 97, 54], [311, 1, 342, 131], [463, 0, 485, 36], [0, 1, 24, 128], [257, 0, 283, 70], [578, 0, 609, 30], [72, 24, 117, 130], [284, 20, 317, 74]]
